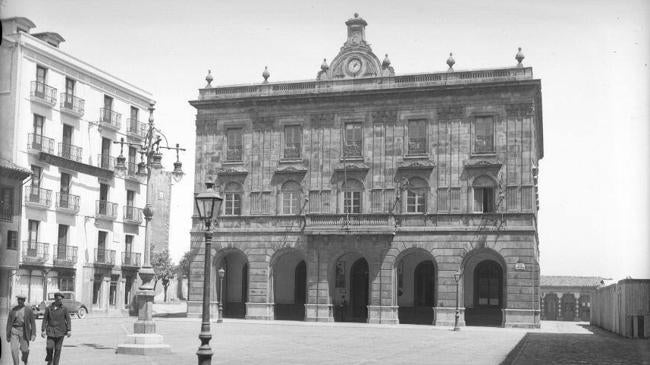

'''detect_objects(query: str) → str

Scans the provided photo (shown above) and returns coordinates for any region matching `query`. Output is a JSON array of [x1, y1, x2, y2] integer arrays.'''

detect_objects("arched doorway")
[[216, 251, 248, 318], [465, 259, 503, 326], [272, 249, 306, 321], [544, 294, 559, 320], [579, 295, 590, 321], [350, 258, 369, 322], [396, 250, 436, 325], [561, 294, 576, 321]]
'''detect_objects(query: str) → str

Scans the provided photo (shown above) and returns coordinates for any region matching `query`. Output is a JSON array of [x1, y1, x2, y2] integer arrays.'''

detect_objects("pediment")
[[217, 167, 248, 176]]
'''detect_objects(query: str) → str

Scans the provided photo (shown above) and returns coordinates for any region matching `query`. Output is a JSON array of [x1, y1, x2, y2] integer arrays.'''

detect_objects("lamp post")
[[194, 181, 223, 365], [453, 270, 462, 331], [115, 103, 184, 355], [218, 268, 225, 323]]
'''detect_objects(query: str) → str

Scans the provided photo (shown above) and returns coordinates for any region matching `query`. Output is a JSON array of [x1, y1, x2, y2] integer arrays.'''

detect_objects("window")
[[224, 182, 242, 216], [104, 95, 113, 111], [31, 115, 45, 150], [125, 235, 133, 254], [27, 220, 39, 248], [522, 186, 533, 211], [281, 181, 302, 214], [475, 260, 502, 307], [57, 224, 68, 246], [437, 188, 449, 211], [408, 120, 427, 155], [128, 147, 137, 174], [126, 190, 135, 207], [371, 190, 383, 212], [1, 187, 14, 221], [7, 231, 18, 250], [36, 65, 47, 84], [474, 116, 494, 154], [343, 122, 362, 158], [405, 177, 428, 213], [100, 137, 111, 169], [130, 107, 139, 134], [506, 186, 518, 211], [33, 114, 44, 136], [226, 128, 243, 161], [284, 125, 302, 159], [450, 188, 461, 211], [473, 176, 496, 213], [342, 179, 363, 214], [64, 78, 75, 108], [250, 192, 270, 215], [130, 106, 139, 121], [97, 231, 107, 262], [59, 277, 74, 292], [29, 166, 41, 203]]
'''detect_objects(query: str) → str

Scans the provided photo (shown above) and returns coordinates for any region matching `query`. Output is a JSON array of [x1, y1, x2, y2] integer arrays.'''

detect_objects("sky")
[[2, 0, 648, 280]]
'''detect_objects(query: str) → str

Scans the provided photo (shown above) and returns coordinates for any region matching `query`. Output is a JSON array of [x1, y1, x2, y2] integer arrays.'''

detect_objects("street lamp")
[[453, 270, 462, 331], [218, 268, 225, 323], [194, 181, 223, 365]]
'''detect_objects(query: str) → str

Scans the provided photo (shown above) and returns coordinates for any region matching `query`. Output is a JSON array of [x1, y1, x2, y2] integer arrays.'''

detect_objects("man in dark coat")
[[5, 294, 37, 365], [41, 292, 71, 365]]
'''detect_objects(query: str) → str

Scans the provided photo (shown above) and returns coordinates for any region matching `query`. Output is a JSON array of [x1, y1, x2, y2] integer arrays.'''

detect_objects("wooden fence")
[[591, 279, 650, 338]]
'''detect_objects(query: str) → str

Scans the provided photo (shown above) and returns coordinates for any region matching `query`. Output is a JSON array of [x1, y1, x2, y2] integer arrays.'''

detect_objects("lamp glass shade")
[[194, 182, 223, 220], [218, 268, 225, 278], [115, 155, 127, 171], [453, 272, 461, 282]]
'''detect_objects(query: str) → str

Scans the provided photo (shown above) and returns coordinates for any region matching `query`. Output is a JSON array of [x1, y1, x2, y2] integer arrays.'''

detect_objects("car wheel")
[[77, 307, 87, 319]]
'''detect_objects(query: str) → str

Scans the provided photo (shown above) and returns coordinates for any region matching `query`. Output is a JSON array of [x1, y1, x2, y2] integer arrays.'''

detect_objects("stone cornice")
[[396, 159, 436, 170]]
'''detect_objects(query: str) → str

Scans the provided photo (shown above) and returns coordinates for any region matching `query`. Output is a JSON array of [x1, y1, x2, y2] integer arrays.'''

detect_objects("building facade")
[[188, 15, 543, 328], [0, 17, 155, 313], [539, 276, 603, 321]]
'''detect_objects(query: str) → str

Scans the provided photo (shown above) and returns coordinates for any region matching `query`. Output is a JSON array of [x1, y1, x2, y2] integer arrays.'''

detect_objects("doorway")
[[349, 258, 369, 322]]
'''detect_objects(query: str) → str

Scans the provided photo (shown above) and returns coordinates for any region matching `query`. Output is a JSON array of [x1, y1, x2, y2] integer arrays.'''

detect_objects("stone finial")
[[382, 54, 391, 69], [205, 70, 213, 87], [446, 52, 455, 72], [321, 58, 329, 72], [516, 47, 525, 67], [262, 66, 270, 83]]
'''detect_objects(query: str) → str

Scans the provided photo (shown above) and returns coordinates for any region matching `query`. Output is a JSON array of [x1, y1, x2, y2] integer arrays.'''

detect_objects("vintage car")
[[32, 291, 88, 319]]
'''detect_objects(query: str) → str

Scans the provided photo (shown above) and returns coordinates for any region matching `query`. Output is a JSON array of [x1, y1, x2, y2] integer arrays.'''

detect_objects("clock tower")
[[345, 13, 368, 48]]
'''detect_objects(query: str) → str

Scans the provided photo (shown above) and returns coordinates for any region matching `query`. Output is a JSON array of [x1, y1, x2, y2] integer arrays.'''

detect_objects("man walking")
[[5, 294, 36, 365], [41, 292, 71, 365]]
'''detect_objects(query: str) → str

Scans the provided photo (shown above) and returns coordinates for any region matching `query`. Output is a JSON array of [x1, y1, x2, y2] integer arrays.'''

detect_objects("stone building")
[[540, 276, 604, 321], [188, 14, 543, 328], [0, 17, 154, 314]]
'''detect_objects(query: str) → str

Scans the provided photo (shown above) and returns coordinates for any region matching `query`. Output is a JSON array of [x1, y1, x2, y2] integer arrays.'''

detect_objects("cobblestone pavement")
[[503, 321, 650, 365]]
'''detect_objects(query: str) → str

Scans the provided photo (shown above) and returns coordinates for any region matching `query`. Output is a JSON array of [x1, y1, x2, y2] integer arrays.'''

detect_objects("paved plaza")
[[3, 315, 648, 365]]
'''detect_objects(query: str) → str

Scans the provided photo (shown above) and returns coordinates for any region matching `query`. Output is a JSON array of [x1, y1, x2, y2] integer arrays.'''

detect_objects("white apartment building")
[[0, 17, 154, 314]]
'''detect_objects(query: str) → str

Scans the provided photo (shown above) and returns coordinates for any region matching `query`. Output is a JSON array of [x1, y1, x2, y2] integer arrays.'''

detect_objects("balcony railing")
[[55, 192, 80, 213], [127, 119, 147, 139], [121, 252, 141, 267], [99, 108, 121, 130], [30, 81, 57, 105], [97, 154, 115, 170], [21, 241, 49, 264], [0, 201, 12, 221], [24, 186, 52, 208], [95, 248, 116, 265], [123, 206, 143, 224], [96, 200, 118, 220], [53, 245, 78, 267], [58, 142, 83, 162], [60, 93, 85, 116], [27, 133, 55, 154]]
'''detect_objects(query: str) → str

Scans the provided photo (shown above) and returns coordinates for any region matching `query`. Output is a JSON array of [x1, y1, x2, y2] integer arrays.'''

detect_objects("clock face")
[[347, 58, 362, 75]]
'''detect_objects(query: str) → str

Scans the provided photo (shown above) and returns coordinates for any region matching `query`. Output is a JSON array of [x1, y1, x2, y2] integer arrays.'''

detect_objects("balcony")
[[96, 154, 115, 170], [24, 186, 52, 209], [94, 248, 116, 266], [55, 192, 80, 214], [59, 93, 85, 117], [127, 119, 147, 140], [0, 201, 12, 222], [304, 214, 395, 235], [121, 252, 141, 268], [123, 206, 143, 224], [27, 133, 55, 154], [53, 245, 78, 267], [30, 81, 57, 106], [99, 108, 121, 131], [58, 142, 83, 162], [96, 200, 118, 220], [21, 242, 49, 265]]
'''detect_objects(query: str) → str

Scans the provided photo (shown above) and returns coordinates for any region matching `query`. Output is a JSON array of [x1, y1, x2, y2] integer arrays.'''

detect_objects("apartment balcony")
[[30, 81, 57, 106], [127, 119, 147, 140], [96, 154, 115, 170], [123, 206, 143, 224], [53, 245, 78, 267], [304, 214, 395, 235], [27, 133, 55, 154], [55, 192, 80, 214], [0, 202, 12, 222], [99, 108, 121, 131], [24, 186, 52, 209], [95, 200, 118, 220], [59, 93, 85, 117], [94, 248, 116, 266], [21, 242, 49, 265], [121, 252, 141, 268], [58, 142, 83, 162]]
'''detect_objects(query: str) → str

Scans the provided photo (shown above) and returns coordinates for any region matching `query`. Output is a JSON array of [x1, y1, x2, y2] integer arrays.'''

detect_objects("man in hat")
[[41, 291, 71, 365], [5, 294, 36, 365]]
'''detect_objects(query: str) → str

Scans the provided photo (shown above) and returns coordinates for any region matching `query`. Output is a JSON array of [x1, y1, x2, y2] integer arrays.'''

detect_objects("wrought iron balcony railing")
[[60, 93, 85, 116], [24, 186, 52, 208], [53, 245, 78, 267], [96, 200, 118, 220], [99, 108, 121, 130], [30, 81, 57, 105], [55, 192, 80, 213], [58, 142, 83, 162], [121, 252, 141, 267], [97, 154, 115, 170], [27, 133, 55, 154], [127, 119, 147, 139], [123, 206, 143, 224], [94, 248, 116, 265], [22, 241, 49, 263]]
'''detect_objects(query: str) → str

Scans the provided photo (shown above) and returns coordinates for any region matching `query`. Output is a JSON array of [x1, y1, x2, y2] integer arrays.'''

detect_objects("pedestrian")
[[5, 294, 36, 365], [41, 292, 71, 365]]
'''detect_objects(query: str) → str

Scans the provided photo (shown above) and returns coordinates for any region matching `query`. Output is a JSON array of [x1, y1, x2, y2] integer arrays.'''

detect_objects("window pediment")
[[463, 158, 502, 170], [397, 159, 435, 171]]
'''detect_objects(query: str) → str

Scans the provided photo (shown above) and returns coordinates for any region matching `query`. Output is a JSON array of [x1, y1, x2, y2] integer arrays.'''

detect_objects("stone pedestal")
[[305, 304, 334, 322], [116, 289, 171, 355], [434, 306, 465, 327], [245, 302, 274, 320], [503, 308, 540, 328], [367, 305, 399, 324]]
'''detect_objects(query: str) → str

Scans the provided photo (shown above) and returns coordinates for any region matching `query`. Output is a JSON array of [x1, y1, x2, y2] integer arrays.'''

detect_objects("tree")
[[152, 249, 175, 302], [176, 250, 192, 300]]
